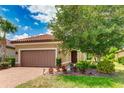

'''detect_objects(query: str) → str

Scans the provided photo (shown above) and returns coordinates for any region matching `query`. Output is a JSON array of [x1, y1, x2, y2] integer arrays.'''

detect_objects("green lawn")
[[16, 63, 124, 88]]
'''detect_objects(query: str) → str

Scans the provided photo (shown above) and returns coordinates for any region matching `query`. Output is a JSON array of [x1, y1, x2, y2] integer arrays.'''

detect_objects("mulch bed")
[[53, 69, 115, 77]]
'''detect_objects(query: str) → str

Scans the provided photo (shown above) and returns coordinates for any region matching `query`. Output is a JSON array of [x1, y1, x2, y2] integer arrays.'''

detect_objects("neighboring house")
[[116, 49, 124, 58], [0, 40, 15, 61], [11, 34, 86, 67]]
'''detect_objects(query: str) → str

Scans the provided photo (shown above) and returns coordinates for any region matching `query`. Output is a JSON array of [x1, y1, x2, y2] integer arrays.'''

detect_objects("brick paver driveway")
[[0, 67, 48, 88]]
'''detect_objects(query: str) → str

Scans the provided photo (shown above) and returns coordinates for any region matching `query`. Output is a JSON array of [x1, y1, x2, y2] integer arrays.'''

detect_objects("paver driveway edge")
[[0, 67, 48, 88]]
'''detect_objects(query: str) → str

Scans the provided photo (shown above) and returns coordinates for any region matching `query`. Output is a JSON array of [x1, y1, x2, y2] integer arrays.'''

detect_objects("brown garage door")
[[21, 50, 55, 67]]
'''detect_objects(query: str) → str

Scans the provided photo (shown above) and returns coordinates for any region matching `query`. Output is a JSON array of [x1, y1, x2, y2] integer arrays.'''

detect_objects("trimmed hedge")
[[56, 58, 62, 67]]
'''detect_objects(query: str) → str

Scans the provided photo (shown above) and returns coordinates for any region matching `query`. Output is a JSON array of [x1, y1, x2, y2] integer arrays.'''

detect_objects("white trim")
[[13, 41, 61, 45], [62, 61, 71, 65], [18, 48, 57, 66]]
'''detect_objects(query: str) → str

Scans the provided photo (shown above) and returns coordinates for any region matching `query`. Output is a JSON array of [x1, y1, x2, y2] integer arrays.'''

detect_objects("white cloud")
[[31, 14, 51, 23], [1, 8, 9, 12], [23, 26, 32, 31], [20, 5, 27, 9], [34, 22, 39, 25], [44, 29, 53, 35], [39, 29, 53, 35], [9, 33, 30, 40], [15, 18, 20, 22], [16, 25, 32, 31], [27, 5, 57, 23], [47, 29, 53, 34]]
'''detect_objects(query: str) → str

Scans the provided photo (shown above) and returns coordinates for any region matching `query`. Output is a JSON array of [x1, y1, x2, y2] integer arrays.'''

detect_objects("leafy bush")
[[5, 57, 15, 67], [97, 60, 115, 74], [118, 57, 124, 65], [10, 58, 15, 67], [89, 63, 97, 69], [0, 62, 10, 69], [56, 58, 62, 67], [76, 61, 89, 73], [102, 47, 118, 62], [96, 47, 116, 74]]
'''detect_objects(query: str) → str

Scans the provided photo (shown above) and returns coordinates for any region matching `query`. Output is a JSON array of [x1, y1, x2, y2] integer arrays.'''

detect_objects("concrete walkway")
[[0, 67, 48, 88]]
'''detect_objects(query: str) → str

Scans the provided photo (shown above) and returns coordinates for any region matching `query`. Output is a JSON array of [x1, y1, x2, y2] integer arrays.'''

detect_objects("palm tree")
[[0, 16, 17, 62]]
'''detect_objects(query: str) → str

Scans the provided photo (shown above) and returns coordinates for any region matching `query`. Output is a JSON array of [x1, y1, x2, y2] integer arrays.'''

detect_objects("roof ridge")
[[12, 34, 53, 41], [11, 34, 56, 43]]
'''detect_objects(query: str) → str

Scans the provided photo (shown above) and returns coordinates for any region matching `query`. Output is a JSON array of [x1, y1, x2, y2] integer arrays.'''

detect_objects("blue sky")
[[0, 5, 56, 40]]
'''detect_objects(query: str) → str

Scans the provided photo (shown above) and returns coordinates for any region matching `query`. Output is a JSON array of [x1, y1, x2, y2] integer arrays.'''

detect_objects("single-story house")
[[0, 40, 15, 61], [11, 34, 86, 67]]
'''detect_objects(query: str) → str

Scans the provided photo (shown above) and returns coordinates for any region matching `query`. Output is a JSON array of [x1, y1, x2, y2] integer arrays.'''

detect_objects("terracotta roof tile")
[[11, 34, 57, 43]]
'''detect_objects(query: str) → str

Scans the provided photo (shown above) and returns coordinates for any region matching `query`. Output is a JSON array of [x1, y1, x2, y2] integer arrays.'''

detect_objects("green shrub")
[[118, 57, 124, 65], [10, 58, 15, 67], [5, 57, 15, 67], [76, 61, 89, 72], [96, 47, 116, 74], [97, 60, 115, 74], [102, 47, 118, 62], [56, 58, 62, 67], [0, 62, 10, 69], [89, 63, 97, 69]]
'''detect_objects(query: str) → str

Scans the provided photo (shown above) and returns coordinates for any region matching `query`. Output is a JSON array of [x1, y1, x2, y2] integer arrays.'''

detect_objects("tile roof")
[[11, 34, 57, 43], [0, 40, 15, 49]]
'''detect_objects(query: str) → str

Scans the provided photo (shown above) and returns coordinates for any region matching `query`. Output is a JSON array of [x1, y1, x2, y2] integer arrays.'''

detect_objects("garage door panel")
[[21, 50, 55, 67]]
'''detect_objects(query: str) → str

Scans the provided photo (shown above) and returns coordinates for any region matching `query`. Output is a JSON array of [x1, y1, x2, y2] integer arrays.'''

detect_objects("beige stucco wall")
[[59, 51, 71, 64], [14, 42, 71, 65], [77, 51, 86, 61], [14, 42, 85, 66]]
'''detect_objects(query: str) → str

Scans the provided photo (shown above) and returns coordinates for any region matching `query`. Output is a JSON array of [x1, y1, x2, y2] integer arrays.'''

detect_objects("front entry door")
[[71, 50, 77, 63]]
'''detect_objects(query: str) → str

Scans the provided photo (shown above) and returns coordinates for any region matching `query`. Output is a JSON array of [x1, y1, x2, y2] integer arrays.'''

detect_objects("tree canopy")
[[0, 16, 17, 39], [49, 6, 124, 58]]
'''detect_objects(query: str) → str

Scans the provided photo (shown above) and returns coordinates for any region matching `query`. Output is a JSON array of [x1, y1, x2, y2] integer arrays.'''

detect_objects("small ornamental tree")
[[0, 16, 17, 62], [97, 47, 117, 74], [49, 6, 124, 61]]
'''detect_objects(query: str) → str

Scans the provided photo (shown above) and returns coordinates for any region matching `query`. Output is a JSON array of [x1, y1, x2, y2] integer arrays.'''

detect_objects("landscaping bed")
[[52, 60, 115, 77], [61, 69, 115, 77], [0, 57, 15, 71], [16, 63, 124, 88]]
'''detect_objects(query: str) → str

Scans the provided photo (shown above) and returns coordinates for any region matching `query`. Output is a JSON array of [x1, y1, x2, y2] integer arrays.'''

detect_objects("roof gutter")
[[11, 41, 62, 45]]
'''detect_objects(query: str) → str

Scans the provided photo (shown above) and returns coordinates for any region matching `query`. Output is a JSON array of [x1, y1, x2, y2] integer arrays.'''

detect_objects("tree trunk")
[[96, 54, 101, 62], [1, 39, 6, 62], [93, 53, 97, 63]]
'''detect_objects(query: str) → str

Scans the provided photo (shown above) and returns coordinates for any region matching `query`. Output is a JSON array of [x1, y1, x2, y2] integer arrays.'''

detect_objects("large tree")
[[0, 16, 17, 62], [49, 6, 124, 61]]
